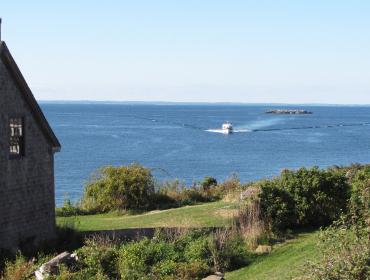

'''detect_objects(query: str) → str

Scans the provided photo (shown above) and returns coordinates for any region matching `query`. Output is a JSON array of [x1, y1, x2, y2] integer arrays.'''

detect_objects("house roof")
[[0, 41, 61, 152]]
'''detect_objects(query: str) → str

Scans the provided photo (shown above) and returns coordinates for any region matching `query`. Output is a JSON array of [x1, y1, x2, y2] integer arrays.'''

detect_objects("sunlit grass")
[[226, 231, 320, 280], [56, 201, 238, 231]]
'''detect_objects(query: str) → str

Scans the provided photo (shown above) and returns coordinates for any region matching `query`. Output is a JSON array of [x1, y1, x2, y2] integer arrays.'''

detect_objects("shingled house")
[[0, 40, 61, 250]]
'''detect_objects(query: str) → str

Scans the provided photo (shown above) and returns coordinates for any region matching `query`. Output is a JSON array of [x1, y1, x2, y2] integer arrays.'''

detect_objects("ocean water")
[[40, 103, 370, 206]]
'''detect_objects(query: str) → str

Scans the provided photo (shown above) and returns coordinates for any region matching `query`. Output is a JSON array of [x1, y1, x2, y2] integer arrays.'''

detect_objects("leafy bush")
[[201, 177, 218, 191], [157, 180, 216, 208], [0, 254, 36, 280], [305, 217, 369, 280], [118, 238, 178, 279], [259, 167, 350, 231], [0, 253, 52, 280], [62, 167, 232, 215], [51, 229, 244, 280], [49, 267, 111, 280], [349, 166, 370, 225], [214, 174, 241, 199], [174, 261, 210, 280], [259, 180, 297, 231], [82, 164, 155, 212], [149, 192, 178, 210], [281, 167, 350, 227], [76, 236, 119, 279], [183, 237, 209, 263], [56, 198, 86, 217]]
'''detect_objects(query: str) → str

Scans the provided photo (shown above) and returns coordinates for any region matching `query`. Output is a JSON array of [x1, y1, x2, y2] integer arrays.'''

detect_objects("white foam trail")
[[237, 118, 283, 131], [205, 129, 251, 134], [206, 129, 228, 134]]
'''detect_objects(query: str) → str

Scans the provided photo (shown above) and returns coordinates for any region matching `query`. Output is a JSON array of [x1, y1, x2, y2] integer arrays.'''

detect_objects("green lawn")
[[226, 231, 320, 280], [57, 201, 237, 231]]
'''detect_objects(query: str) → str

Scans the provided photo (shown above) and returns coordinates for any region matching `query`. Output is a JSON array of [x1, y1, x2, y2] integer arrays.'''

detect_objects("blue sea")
[[40, 103, 370, 206]]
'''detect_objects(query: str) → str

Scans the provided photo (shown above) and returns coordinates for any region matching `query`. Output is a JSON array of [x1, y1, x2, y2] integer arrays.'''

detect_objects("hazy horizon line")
[[38, 100, 370, 107]]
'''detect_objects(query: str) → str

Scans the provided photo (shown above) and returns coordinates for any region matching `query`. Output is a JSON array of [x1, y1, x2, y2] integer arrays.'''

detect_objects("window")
[[9, 117, 24, 158]]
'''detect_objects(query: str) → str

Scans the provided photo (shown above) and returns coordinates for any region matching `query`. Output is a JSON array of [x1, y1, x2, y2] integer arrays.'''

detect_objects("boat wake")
[[206, 122, 370, 134], [126, 114, 370, 134], [205, 128, 251, 134], [237, 118, 284, 131], [234, 129, 251, 133], [253, 122, 370, 132]]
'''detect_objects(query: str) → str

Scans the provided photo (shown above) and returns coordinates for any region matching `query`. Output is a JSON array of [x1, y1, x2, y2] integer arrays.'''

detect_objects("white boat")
[[222, 122, 233, 134]]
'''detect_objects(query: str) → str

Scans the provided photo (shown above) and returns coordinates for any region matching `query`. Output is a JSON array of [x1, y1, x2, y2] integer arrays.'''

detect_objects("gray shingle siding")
[[0, 45, 58, 250]]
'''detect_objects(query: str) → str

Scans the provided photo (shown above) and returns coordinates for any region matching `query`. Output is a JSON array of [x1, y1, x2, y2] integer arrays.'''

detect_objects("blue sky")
[[1, 0, 370, 103]]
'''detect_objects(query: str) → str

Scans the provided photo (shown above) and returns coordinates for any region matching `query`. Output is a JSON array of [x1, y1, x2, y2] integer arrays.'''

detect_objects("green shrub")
[[179, 187, 210, 205], [349, 166, 370, 225], [305, 217, 369, 280], [116, 229, 249, 279], [56, 198, 85, 217], [175, 261, 210, 280], [152, 259, 178, 279], [149, 192, 178, 210], [201, 177, 218, 191], [51, 266, 110, 280], [259, 167, 350, 231], [76, 236, 119, 279], [118, 238, 178, 280], [82, 164, 155, 212], [71, 168, 226, 215], [280, 167, 350, 227], [313, 169, 370, 279], [65, 266, 111, 280], [214, 174, 241, 199], [0, 229, 252, 279], [0, 253, 37, 280], [184, 237, 209, 263], [157, 180, 216, 208], [259, 180, 297, 231]]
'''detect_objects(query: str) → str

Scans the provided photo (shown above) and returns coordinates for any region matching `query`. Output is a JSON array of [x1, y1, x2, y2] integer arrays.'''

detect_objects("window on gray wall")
[[9, 117, 24, 158]]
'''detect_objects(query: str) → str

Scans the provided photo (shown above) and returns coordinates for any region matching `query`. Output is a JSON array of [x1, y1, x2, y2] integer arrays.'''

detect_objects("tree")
[[82, 164, 155, 212], [201, 177, 218, 191]]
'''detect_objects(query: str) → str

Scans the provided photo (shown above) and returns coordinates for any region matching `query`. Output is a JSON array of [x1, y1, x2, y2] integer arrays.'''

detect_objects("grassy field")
[[57, 201, 238, 231], [226, 231, 320, 280]]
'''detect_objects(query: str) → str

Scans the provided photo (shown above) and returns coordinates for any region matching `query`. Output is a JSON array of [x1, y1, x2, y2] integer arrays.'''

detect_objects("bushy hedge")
[[81, 164, 155, 212], [259, 167, 350, 231], [348, 166, 370, 225], [47, 229, 251, 280], [304, 170, 370, 280], [0, 253, 53, 280], [304, 218, 369, 280], [259, 181, 296, 231], [58, 164, 235, 215]]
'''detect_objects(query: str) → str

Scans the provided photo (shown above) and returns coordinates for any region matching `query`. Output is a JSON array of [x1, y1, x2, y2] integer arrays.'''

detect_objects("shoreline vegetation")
[[1, 163, 369, 279]]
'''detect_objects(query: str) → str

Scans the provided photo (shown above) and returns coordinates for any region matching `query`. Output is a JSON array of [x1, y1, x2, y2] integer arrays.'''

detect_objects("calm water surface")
[[40, 103, 370, 206]]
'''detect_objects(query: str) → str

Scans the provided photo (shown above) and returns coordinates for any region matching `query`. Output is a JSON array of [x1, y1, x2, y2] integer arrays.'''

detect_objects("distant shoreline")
[[38, 100, 370, 107]]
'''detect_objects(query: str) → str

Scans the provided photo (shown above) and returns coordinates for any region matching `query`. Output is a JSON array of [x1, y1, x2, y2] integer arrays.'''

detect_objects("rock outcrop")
[[35, 252, 77, 280], [255, 245, 272, 254], [266, 109, 312, 114], [202, 272, 225, 280]]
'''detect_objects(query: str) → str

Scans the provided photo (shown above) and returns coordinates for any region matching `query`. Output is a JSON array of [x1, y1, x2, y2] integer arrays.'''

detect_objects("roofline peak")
[[0, 41, 61, 151]]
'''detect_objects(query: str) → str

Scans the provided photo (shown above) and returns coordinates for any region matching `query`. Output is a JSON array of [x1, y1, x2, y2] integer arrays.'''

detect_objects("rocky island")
[[266, 109, 313, 115]]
